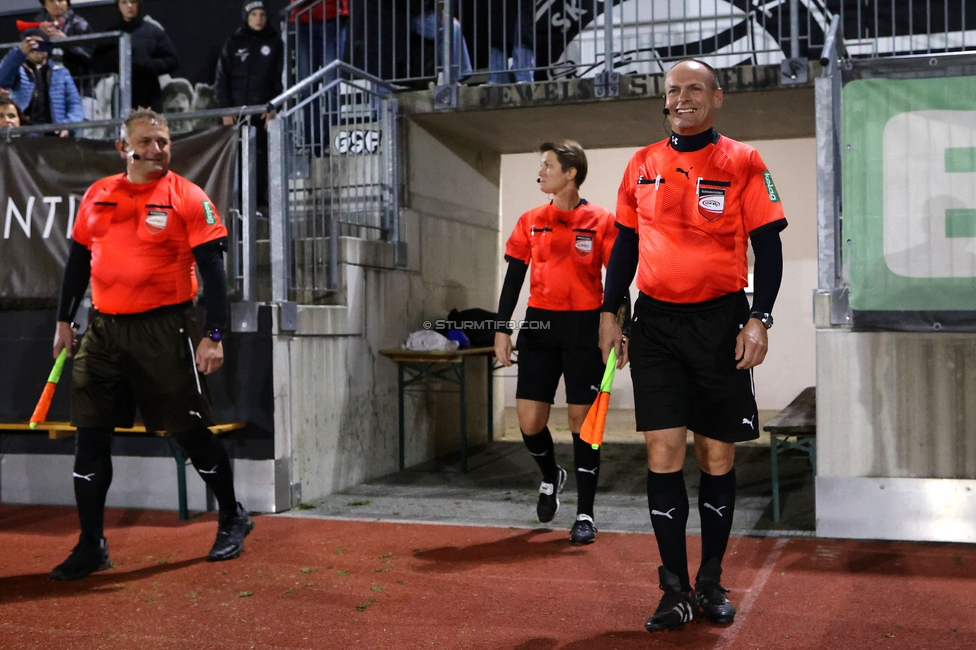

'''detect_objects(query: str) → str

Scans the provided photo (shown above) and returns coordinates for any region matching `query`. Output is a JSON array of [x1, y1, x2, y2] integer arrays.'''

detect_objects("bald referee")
[[600, 59, 787, 632]]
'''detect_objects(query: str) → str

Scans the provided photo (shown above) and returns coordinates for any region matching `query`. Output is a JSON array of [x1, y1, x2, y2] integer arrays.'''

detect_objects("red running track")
[[1, 504, 975, 649]]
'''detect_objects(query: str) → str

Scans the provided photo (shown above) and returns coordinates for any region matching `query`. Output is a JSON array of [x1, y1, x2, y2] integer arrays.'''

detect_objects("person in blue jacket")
[[0, 29, 83, 135]]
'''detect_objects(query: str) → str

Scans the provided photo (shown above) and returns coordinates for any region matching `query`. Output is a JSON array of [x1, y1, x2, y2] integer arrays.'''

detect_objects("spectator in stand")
[[34, 0, 94, 83], [290, 0, 348, 153], [488, 0, 535, 84], [291, 0, 348, 83], [412, 0, 472, 81], [94, 0, 179, 112], [216, 0, 283, 207], [0, 30, 83, 136], [0, 96, 28, 129]]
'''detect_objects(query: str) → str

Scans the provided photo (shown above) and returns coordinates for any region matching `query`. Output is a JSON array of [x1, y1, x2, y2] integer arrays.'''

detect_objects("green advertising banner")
[[843, 75, 976, 328]]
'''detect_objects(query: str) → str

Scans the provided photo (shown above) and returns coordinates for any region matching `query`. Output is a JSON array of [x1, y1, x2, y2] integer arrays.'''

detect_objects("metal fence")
[[279, 0, 976, 88], [0, 31, 133, 120], [267, 60, 402, 304]]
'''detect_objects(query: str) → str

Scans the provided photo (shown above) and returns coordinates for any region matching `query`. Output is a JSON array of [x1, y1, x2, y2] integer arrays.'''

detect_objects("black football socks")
[[522, 426, 559, 484], [572, 432, 600, 518], [73, 427, 114, 544], [173, 426, 238, 515], [698, 467, 736, 568], [647, 469, 691, 592]]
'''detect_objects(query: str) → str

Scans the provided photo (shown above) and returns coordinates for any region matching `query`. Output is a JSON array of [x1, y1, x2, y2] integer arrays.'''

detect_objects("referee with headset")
[[601, 59, 787, 632]]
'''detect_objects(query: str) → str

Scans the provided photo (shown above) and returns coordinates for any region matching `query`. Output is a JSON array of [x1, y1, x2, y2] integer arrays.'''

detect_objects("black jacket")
[[94, 16, 179, 111], [32, 8, 94, 78], [214, 24, 283, 108]]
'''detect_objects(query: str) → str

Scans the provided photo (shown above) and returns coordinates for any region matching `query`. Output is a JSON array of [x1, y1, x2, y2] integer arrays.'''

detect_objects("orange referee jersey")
[[505, 201, 617, 311], [71, 172, 228, 315], [617, 135, 786, 303]]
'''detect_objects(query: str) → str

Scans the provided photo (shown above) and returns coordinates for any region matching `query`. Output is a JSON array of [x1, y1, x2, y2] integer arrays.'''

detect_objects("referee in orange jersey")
[[600, 60, 787, 632], [494, 140, 618, 545], [49, 109, 253, 580]]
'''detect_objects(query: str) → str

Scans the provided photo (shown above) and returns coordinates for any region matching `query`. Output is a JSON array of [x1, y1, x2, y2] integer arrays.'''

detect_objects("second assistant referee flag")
[[580, 347, 617, 449]]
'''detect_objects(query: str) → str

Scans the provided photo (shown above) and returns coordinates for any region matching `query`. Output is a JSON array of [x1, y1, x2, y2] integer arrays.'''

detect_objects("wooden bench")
[[379, 347, 498, 474], [762, 386, 816, 522], [0, 422, 245, 521]]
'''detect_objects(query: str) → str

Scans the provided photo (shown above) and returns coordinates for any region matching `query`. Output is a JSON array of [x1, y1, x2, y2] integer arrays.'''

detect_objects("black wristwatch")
[[749, 311, 774, 329], [205, 327, 223, 343]]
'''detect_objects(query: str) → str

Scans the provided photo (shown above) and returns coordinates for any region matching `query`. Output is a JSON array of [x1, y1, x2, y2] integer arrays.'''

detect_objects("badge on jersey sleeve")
[[202, 201, 217, 225], [696, 178, 731, 222]]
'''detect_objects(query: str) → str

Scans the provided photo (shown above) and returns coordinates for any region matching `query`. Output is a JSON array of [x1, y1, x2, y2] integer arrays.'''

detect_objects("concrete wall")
[[498, 138, 818, 412], [277, 119, 501, 504], [815, 329, 976, 542], [817, 331, 976, 479]]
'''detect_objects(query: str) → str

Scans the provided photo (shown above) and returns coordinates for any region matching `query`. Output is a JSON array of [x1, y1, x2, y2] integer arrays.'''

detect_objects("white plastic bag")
[[403, 330, 459, 351]]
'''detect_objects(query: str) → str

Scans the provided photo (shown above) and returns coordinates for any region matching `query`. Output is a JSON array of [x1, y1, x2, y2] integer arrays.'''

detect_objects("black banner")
[[0, 126, 238, 300]]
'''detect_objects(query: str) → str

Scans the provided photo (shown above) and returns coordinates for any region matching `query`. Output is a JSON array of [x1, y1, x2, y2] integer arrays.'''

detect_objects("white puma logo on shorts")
[[742, 416, 755, 429]]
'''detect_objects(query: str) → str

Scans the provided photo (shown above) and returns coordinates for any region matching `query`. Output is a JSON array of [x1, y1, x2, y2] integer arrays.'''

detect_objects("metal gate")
[[267, 61, 402, 304]]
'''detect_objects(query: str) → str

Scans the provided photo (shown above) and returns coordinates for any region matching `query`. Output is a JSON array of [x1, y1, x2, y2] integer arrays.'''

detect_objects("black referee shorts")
[[515, 307, 603, 405], [629, 291, 759, 442], [71, 302, 216, 434]]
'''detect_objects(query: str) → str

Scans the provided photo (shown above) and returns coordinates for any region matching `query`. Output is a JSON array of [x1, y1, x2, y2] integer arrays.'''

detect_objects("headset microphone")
[[662, 107, 670, 116], [536, 178, 541, 183], [127, 150, 141, 161]]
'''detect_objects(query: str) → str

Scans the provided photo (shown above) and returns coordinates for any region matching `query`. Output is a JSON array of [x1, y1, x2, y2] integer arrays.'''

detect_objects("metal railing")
[[278, 1, 975, 90], [1, 31, 133, 120], [266, 60, 403, 303]]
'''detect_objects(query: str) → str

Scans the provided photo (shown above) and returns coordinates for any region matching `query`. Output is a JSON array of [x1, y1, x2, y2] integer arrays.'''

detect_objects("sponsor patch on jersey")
[[697, 186, 726, 217], [202, 200, 217, 225], [762, 171, 781, 203], [575, 234, 593, 255], [145, 209, 168, 233], [261, 45, 271, 56]]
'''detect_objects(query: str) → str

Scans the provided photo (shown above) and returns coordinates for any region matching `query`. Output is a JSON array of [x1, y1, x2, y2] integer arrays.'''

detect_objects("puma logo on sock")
[[198, 466, 219, 475], [651, 508, 676, 519], [703, 502, 726, 517], [72, 472, 95, 481]]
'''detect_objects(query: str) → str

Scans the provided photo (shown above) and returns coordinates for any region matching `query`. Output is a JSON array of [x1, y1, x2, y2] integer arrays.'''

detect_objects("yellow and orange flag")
[[30, 349, 68, 430], [579, 347, 617, 450]]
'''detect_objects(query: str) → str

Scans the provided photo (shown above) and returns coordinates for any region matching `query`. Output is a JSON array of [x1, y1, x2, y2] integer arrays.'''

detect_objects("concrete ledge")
[[817, 476, 976, 543], [341, 237, 399, 269]]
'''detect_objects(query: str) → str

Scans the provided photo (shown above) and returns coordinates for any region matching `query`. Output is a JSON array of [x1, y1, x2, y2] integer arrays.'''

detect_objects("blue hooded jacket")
[[0, 47, 84, 125]]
